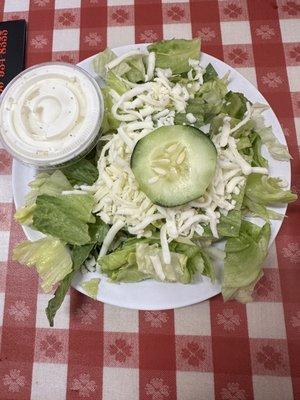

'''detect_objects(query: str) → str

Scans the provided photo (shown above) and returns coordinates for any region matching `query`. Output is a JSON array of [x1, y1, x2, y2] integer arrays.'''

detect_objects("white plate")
[[12, 44, 291, 310]]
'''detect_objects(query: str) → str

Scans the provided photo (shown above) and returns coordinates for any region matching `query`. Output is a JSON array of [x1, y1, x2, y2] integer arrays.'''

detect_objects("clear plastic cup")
[[0, 62, 104, 169]]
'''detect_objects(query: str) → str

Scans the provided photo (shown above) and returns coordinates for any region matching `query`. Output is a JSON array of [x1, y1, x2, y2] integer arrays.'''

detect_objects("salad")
[[13, 39, 297, 326]]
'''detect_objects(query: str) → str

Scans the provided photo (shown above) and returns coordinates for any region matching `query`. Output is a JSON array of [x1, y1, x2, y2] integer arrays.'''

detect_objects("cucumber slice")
[[131, 125, 217, 207]]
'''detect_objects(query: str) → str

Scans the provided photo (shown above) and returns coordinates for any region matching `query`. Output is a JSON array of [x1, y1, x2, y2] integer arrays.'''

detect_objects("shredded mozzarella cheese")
[[90, 57, 273, 251]]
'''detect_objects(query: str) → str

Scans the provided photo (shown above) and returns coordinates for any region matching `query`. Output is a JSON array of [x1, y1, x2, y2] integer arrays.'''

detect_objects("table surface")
[[0, 1, 300, 399]]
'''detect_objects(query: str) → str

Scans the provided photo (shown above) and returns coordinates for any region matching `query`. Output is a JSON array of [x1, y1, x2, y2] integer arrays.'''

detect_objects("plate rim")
[[12, 43, 291, 310]]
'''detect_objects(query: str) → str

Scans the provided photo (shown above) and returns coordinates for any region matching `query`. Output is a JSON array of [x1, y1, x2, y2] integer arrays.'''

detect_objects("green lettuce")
[[243, 196, 283, 221], [202, 185, 246, 240], [169, 241, 215, 282], [45, 243, 94, 327], [256, 126, 291, 161], [81, 278, 100, 299], [98, 237, 210, 284], [148, 38, 200, 74], [93, 48, 116, 78], [222, 221, 271, 302], [13, 237, 73, 293], [101, 87, 120, 133], [124, 56, 145, 83], [106, 70, 131, 95], [60, 158, 98, 186], [222, 91, 247, 119], [32, 194, 95, 245], [197, 76, 228, 105], [175, 96, 223, 127], [110, 266, 151, 283], [101, 71, 131, 133], [252, 135, 268, 168], [15, 171, 72, 225], [135, 242, 190, 283], [203, 63, 217, 82], [245, 174, 297, 205]]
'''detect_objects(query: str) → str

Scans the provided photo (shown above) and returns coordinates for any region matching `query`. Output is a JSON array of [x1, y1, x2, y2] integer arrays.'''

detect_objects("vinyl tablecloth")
[[0, 0, 300, 399]]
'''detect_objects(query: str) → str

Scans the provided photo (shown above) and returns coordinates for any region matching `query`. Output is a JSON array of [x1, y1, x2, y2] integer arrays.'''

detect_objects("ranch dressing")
[[0, 62, 103, 167]]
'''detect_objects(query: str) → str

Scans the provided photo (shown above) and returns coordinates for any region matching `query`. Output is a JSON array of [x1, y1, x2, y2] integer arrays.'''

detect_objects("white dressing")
[[0, 63, 103, 167]]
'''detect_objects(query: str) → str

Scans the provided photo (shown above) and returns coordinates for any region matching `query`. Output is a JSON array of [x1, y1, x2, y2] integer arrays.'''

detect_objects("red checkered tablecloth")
[[0, 0, 300, 399]]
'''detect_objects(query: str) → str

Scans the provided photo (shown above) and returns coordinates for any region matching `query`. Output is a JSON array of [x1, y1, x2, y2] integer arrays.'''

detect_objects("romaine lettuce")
[[245, 174, 297, 205], [222, 91, 248, 119], [135, 242, 190, 283], [45, 243, 94, 326], [15, 171, 72, 225], [148, 38, 200, 74], [203, 63, 217, 82], [60, 158, 98, 186], [81, 278, 100, 299], [13, 237, 73, 293], [222, 221, 271, 302], [32, 193, 95, 245], [198, 77, 228, 105], [256, 127, 291, 161], [93, 48, 117, 78]]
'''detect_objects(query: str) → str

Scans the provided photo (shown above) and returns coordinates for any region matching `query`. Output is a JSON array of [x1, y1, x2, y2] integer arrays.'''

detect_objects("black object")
[[0, 19, 26, 94]]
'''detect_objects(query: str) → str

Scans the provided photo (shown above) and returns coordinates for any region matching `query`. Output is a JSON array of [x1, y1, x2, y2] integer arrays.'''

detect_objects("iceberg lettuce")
[[13, 237, 73, 293], [222, 221, 271, 302], [148, 38, 200, 74], [245, 174, 297, 205], [14, 171, 72, 225]]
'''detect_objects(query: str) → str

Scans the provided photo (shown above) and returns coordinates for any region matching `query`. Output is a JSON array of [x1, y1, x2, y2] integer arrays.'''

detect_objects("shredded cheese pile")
[[86, 51, 268, 262]]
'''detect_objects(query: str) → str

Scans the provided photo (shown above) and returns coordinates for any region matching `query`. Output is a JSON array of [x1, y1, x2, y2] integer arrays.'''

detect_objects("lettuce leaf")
[[13, 237, 73, 293], [202, 185, 245, 239], [135, 242, 190, 283], [93, 48, 116, 78], [101, 87, 120, 133], [252, 135, 268, 168], [222, 91, 248, 119], [203, 63, 217, 82], [106, 70, 131, 95], [81, 278, 100, 299], [60, 158, 98, 186], [89, 217, 109, 244], [198, 75, 228, 105], [45, 243, 94, 327], [148, 38, 200, 74], [245, 174, 297, 205], [32, 194, 95, 245], [124, 56, 145, 83], [14, 171, 72, 225], [256, 126, 291, 161], [101, 71, 131, 133], [222, 221, 271, 302], [243, 196, 283, 221], [110, 266, 151, 283], [169, 241, 215, 282]]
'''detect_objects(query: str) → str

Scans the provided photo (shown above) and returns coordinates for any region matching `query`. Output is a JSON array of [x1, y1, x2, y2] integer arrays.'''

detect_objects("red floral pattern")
[[282, 1, 300, 16], [109, 338, 133, 363], [256, 345, 283, 370], [58, 12, 76, 27], [111, 8, 129, 24], [223, 3, 243, 19], [254, 275, 274, 298], [167, 6, 185, 22], [228, 48, 248, 65], [40, 334, 63, 358], [289, 45, 300, 62], [181, 341, 206, 367], [220, 382, 246, 400]]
